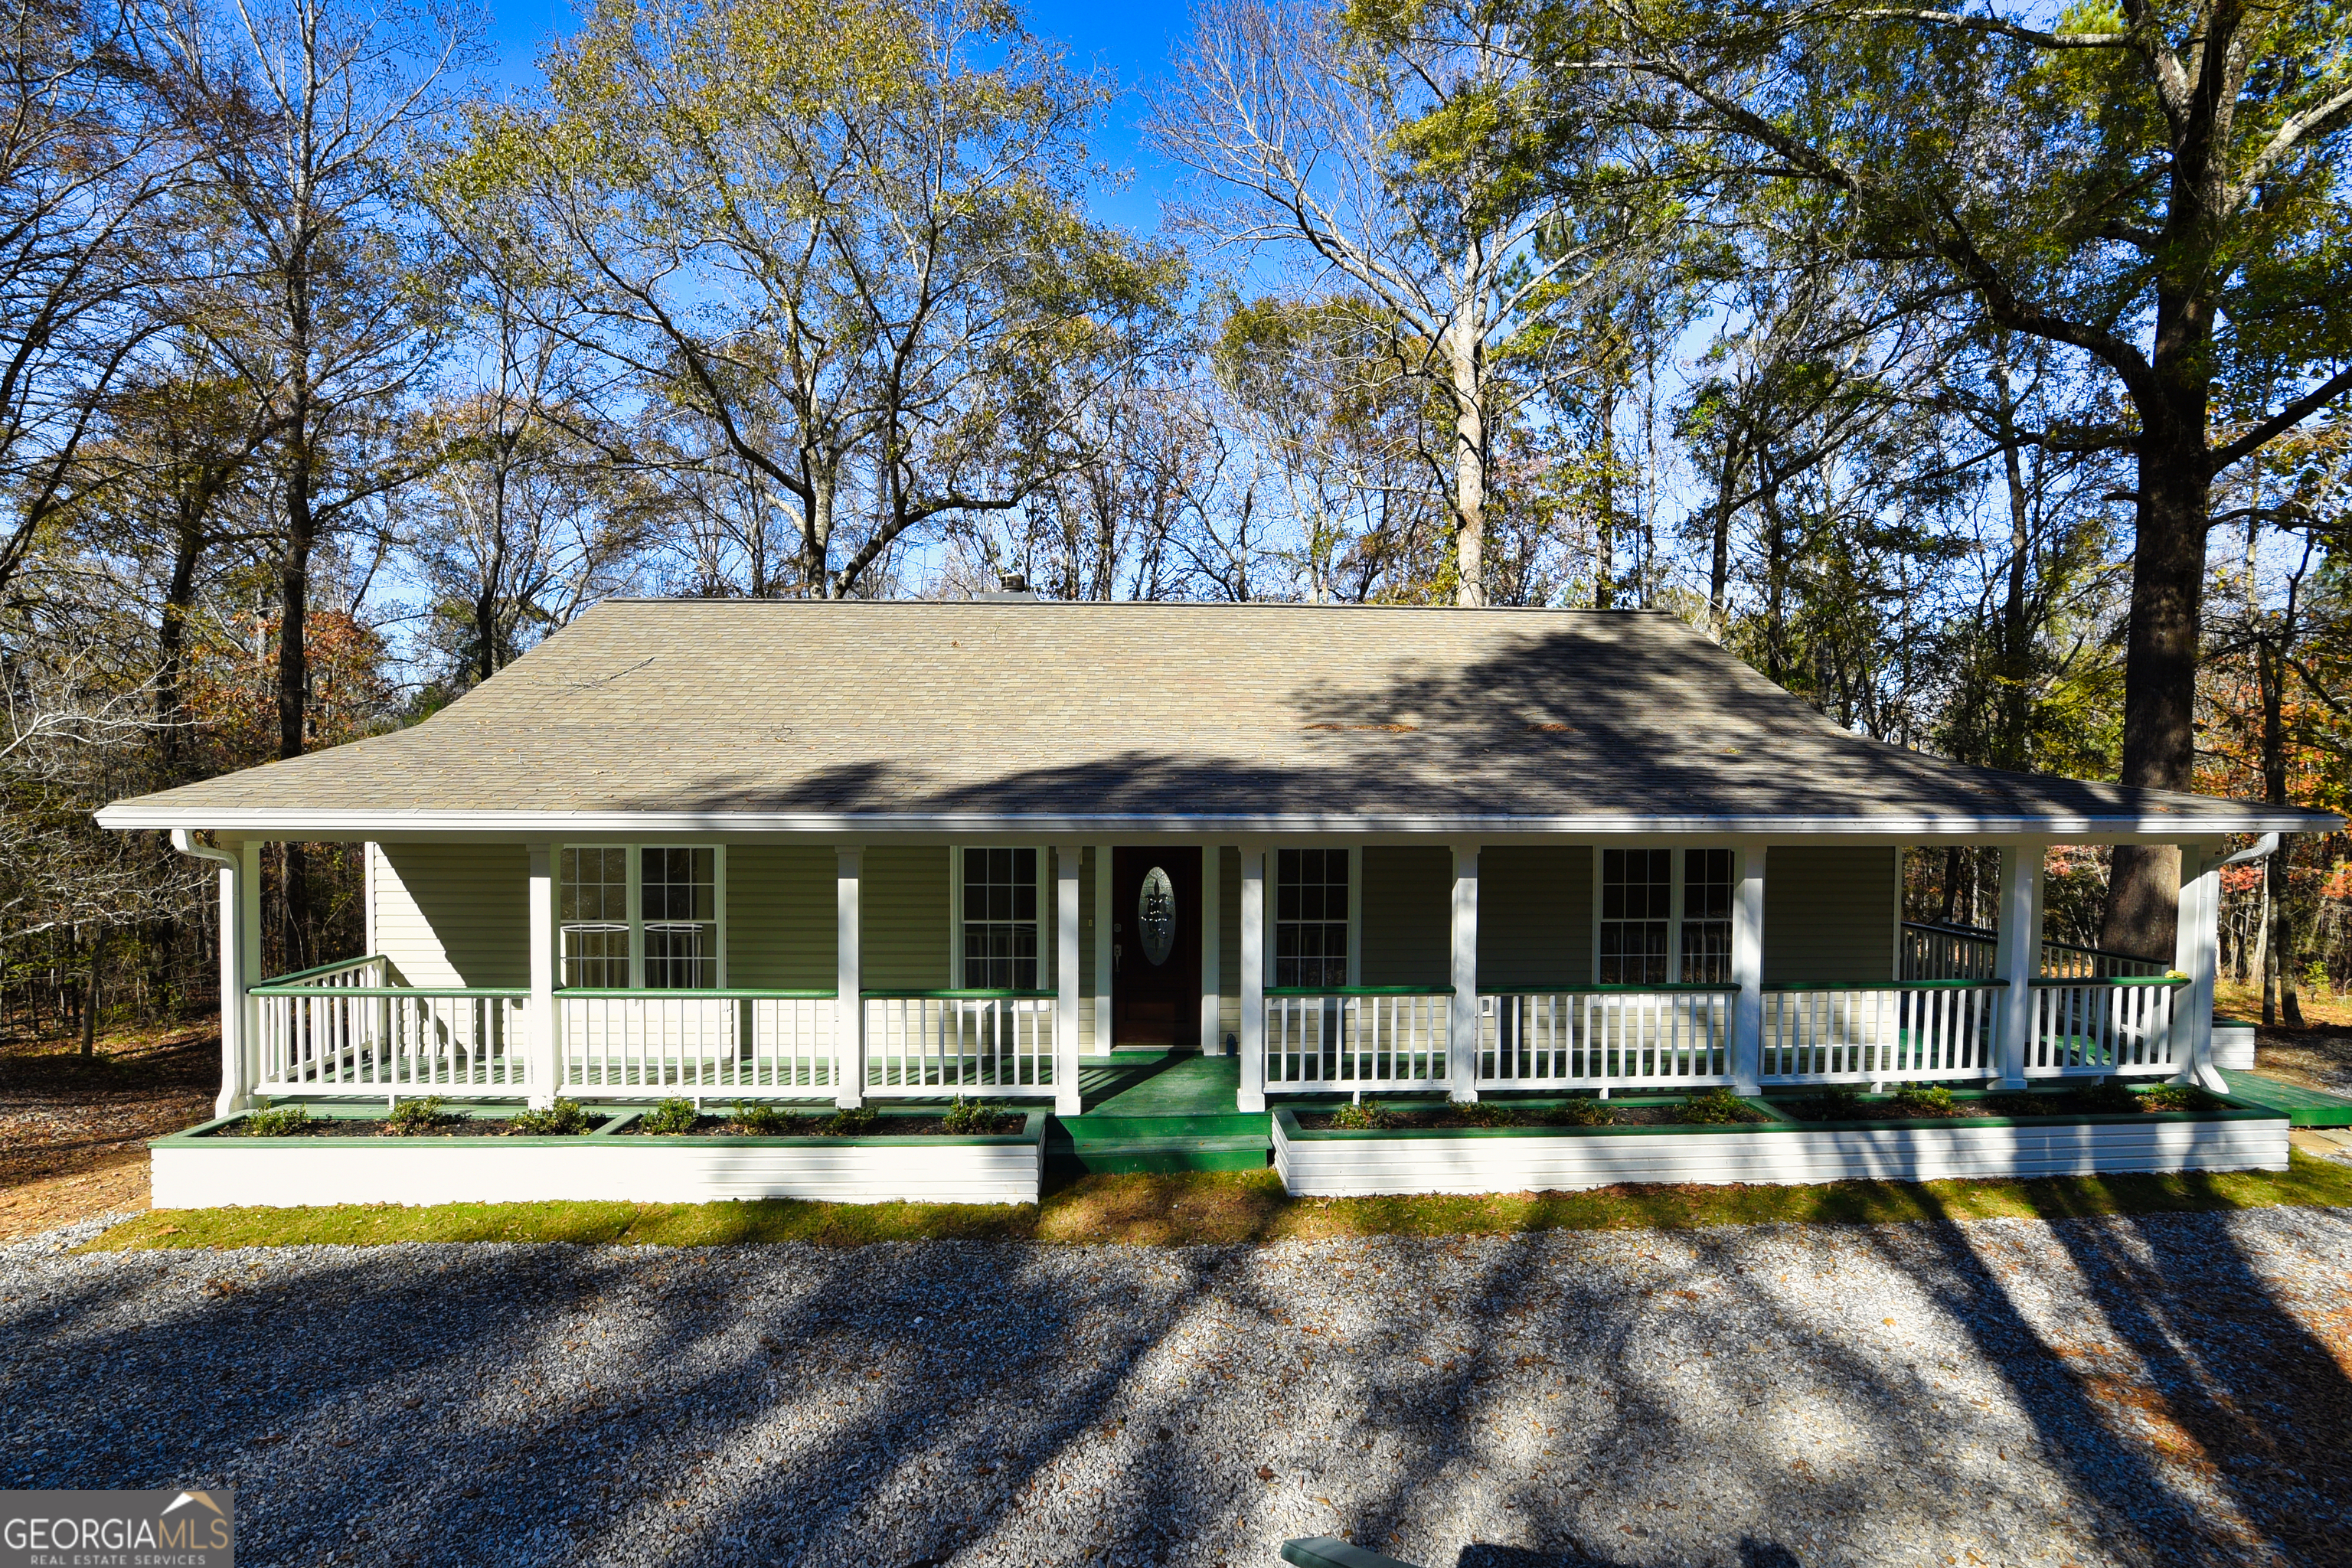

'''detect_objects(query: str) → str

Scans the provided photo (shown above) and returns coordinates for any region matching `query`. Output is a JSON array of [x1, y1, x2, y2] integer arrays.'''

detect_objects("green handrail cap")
[[1281, 1537, 1420, 1568]]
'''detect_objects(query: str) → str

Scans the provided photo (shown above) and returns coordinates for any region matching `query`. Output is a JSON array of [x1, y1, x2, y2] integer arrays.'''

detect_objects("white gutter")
[[168, 828, 238, 871], [98, 805, 2338, 839], [2218, 832, 2282, 867]]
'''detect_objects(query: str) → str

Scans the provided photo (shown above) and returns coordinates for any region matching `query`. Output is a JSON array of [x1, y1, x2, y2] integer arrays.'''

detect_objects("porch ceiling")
[[95, 601, 2334, 839]]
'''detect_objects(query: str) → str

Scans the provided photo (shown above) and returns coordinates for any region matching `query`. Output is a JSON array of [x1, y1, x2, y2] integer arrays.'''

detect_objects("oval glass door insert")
[[1138, 866, 1177, 966]]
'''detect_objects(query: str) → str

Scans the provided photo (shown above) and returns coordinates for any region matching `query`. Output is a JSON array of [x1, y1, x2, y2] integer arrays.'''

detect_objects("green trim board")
[[2219, 1070, 2352, 1128]]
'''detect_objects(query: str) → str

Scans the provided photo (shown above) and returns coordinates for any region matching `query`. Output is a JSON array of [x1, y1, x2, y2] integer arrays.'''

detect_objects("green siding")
[[726, 844, 835, 988], [371, 842, 529, 988], [1477, 845, 1592, 988], [862, 846, 950, 990], [1764, 846, 1897, 984], [1361, 847, 1453, 987]]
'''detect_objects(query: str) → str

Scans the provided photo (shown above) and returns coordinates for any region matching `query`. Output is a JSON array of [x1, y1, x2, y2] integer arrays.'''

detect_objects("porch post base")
[[1994, 1076, 2029, 1093]]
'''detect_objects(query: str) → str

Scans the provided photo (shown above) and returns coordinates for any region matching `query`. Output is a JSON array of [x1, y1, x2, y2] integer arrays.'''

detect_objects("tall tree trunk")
[[1447, 309, 1485, 607], [1594, 393, 1615, 609], [155, 517, 205, 782], [79, 927, 106, 1057], [2100, 266, 2216, 960], [1709, 427, 1739, 632], [1993, 357, 2033, 770]]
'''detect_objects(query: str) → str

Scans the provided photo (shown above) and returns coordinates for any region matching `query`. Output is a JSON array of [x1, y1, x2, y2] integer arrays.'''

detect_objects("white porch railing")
[[1759, 982, 2001, 1085], [1265, 988, 1452, 1092], [1900, 921, 2172, 982], [862, 991, 1057, 1097], [558, 990, 838, 1096], [2026, 978, 2185, 1077], [1478, 988, 1737, 1091], [253, 978, 530, 1096]]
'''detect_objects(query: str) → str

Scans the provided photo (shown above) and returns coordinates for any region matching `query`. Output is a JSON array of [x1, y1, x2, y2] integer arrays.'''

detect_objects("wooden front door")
[[1111, 848, 1201, 1047]]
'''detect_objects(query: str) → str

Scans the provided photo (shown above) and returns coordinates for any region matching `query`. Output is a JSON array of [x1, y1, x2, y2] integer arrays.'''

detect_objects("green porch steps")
[[1053, 1050, 1271, 1174], [2218, 1069, 2352, 1128]]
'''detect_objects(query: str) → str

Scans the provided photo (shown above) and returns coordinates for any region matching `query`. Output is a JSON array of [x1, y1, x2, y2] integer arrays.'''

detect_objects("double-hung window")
[[559, 846, 720, 988], [1275, 848, 1351, 988], [1599, 849, 1672, 984], [1680, 849, 1733, 982], [1599, 848, 1734, 985], [961, 848, 1040, 989]]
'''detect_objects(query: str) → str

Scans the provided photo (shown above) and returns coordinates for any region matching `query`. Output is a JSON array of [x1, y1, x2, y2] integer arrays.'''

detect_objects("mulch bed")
[[1297, 1102, 1761, 1132], [1782, 1090, 2224, 1122], [616, 1113, 1028, 1138], [220, 1116, 616, 1138]]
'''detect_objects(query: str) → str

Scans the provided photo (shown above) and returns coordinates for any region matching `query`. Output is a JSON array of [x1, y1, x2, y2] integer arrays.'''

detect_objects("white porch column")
[[528, 844, 558, 1108], [1093, 844, 1113, 1054], [172, 831, 260, 1115], [2174, 842, 2224, 1091], [1730, 843, 1766, 1095], [1056, 844, 1083, 1116], [1200, 845, 1223, 1055], [1994, 843, 2037, 1089], [835, 848, 864, 1109], [1449, 843, 1480, 1102], [1239, 844, 1266, 1113]]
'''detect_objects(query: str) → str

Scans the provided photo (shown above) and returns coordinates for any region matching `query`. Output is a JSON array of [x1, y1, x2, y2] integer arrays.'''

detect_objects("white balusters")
[[2026, 980, 2183, 1076], [1758, 985, 1999, 1084], [861, 994, 1057, 1096], [1263, 991, 1451, 1091], [1476, 990, 1735, 1090], [557, 992, 838, 1095]]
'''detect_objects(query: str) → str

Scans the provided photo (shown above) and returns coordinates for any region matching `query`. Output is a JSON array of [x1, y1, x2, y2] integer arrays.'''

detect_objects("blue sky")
[[476, 0, 1189, 237]]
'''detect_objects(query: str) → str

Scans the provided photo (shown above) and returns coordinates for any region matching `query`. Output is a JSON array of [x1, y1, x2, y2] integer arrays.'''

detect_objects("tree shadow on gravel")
[[1860, 1195, 2352, 1566], [7, 1204, 2344, 1568]]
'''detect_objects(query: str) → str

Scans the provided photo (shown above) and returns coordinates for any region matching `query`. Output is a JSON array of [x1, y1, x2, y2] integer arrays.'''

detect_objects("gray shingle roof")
[[93, 600, 2335, 837]]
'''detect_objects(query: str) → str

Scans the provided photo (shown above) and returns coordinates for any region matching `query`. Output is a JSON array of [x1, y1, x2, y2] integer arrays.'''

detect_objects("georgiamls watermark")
[[1, 1489, 234, 1568]]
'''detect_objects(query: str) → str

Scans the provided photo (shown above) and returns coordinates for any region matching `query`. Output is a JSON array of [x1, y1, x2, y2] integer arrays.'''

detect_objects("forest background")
[[6, 0, 2350, 1045]]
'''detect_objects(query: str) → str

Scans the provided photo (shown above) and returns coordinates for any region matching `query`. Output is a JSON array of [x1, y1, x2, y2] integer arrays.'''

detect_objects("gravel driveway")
[[5, 1207, 2348, 1568]]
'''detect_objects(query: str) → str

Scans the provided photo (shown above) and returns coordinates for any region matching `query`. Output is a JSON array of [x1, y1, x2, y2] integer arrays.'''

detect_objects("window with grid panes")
[[1599, 848, 1671, 984], [559, 848, 630, 986], [1681, 849, 1733, 982], [641, 848, 717, 988], [962, 848, 1039, 989], [1276, 848, 1350, 988]]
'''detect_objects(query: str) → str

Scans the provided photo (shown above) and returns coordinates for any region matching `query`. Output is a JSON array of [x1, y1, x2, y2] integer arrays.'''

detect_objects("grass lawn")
[[80, 1149, 2352, 1252]]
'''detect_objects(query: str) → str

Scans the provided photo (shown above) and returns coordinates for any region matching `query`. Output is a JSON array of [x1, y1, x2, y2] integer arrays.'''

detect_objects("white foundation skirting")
[[152, 1132, 1042, 1208], [1271, 1112, 2291, 1197]]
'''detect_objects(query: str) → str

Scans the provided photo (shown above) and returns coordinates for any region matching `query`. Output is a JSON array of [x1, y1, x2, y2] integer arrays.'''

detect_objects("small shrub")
[[384, 1096, 456, 1136], [1893, 1083, 1960, 1117], [639, 1097, 699, 1136], [1543, 1097, 1612, 1127], [1978, 1093, 2048, 1118], [1328, 1100, 1396, 1131], [1677, 1088, 1754, 1125], [2066, 1080, 2141, 1116], [1802, 1087, 1868, 1122], [1453, 1102, 1521, 1128], [234, 1102, 310, 1137], [730, 1102, 802, 1135], [941, 1096, 1006, 1135], [2139, 1082, 2224, 1112], [823, 1105, 884, 1136], [508, 1099, 594, 1136]]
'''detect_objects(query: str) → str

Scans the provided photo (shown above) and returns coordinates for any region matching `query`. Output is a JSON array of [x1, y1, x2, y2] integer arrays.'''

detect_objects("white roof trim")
[[91, 804, 2334, 840]]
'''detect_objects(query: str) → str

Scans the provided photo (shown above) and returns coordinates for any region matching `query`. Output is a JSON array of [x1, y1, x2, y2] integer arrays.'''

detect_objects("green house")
[[99, 600, 2333, 1198]]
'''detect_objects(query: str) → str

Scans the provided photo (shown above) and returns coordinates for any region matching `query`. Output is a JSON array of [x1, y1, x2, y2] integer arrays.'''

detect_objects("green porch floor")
[[2220, 1069, 2352, 1127], [1053, 1051, 1269, 1174]]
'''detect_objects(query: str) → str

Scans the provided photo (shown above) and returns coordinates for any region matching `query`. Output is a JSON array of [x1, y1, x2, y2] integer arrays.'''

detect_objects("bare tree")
[[1152, 0, 1639, 605]]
